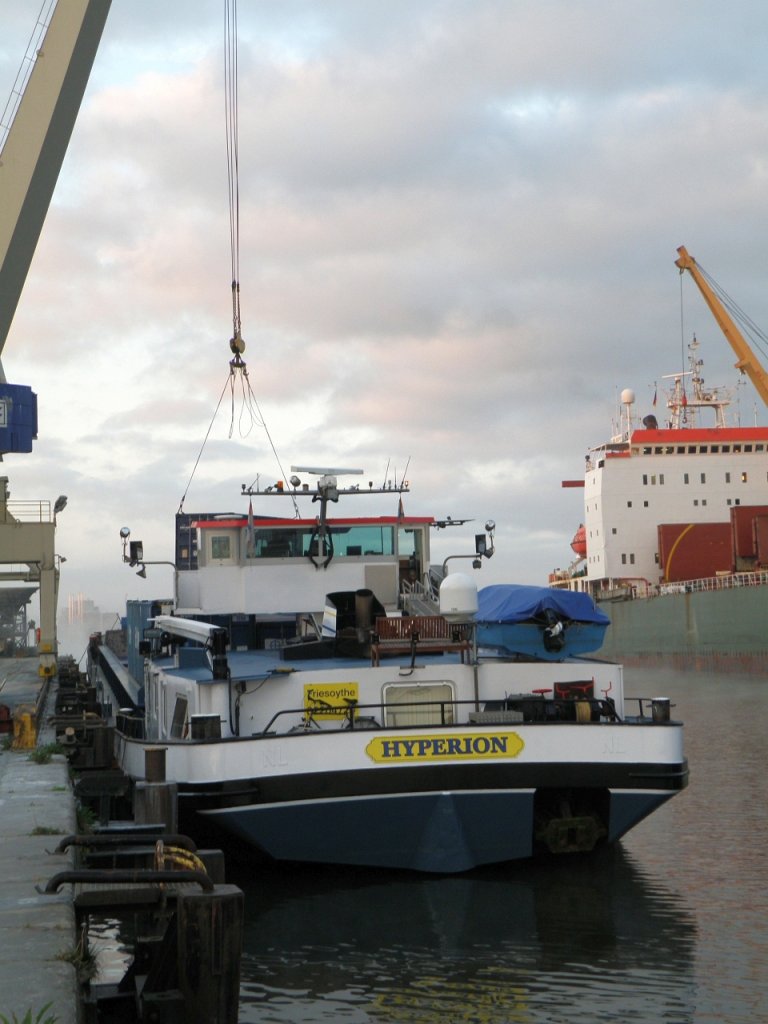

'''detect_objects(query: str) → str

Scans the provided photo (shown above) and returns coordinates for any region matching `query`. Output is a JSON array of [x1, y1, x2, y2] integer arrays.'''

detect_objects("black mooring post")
[[134, 780, 178, 834], [176, 884, 244, 1024]]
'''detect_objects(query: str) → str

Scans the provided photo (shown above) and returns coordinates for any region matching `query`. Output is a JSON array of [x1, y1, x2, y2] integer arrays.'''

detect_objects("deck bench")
[[370, 615, 470, 666]]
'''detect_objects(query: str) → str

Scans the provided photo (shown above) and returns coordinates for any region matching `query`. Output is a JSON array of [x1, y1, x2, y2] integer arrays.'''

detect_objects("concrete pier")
[[0, 656, 77, 1023], [0, 747, 78, 1023]]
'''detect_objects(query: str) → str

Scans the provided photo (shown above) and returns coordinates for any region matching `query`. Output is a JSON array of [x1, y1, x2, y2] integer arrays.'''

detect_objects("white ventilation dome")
[[439, 573, 478, 621], [620, 388, 635, 405]]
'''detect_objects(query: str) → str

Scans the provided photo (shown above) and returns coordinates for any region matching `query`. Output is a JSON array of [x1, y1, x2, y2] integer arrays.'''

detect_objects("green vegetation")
[[76, 803, 97, 834], [0, 1004, 58, 1024], [56, 932, 97, 981], [27, 743, 64, 764]]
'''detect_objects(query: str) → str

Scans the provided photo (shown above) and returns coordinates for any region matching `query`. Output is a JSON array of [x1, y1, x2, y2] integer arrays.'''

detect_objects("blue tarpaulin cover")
[[477, 584, 609, 625]]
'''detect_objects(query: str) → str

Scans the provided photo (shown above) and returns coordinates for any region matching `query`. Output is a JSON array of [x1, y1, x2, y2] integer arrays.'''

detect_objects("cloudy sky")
[[2, 0, 768, 635]]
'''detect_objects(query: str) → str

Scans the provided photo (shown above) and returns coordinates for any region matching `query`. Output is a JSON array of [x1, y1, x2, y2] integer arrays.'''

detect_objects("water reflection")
[[235, 846, 696, 1023]]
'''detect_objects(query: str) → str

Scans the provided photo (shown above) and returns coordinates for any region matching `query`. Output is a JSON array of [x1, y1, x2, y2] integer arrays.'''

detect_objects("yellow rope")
[[154, 840, 209, 875]]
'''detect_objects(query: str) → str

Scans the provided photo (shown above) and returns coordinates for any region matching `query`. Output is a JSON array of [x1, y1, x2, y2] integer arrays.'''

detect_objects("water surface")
[[231, 667, 767, 1023]]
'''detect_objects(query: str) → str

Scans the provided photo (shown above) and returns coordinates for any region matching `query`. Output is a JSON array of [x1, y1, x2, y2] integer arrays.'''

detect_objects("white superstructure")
[[556, 340, 768, 597]]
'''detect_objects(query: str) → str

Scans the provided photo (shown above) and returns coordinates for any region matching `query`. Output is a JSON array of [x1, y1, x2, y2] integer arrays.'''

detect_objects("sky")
[[2, 0, 768, 636]]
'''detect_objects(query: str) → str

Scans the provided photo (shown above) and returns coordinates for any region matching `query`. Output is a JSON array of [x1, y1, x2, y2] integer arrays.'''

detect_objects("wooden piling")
[[176, 884, 244, 1024], [134, 780, 179, 834], [145, 745, 167, 782]]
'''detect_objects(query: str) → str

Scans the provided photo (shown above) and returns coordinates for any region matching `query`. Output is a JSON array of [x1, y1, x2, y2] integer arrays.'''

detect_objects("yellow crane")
[[0, 2, 111, 677], [675, 245, 768, 408]]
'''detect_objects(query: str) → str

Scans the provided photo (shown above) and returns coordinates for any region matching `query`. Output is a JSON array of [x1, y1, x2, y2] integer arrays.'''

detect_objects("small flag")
[[246, 500, 255, 557], [652, 387, 657, 407]]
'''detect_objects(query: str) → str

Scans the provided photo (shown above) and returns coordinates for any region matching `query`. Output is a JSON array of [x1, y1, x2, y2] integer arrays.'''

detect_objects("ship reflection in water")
[[236, 846, 695, 1023]]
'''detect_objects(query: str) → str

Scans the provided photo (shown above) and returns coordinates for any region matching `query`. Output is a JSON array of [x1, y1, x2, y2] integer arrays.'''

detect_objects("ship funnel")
[[355, 588, 374, 643]]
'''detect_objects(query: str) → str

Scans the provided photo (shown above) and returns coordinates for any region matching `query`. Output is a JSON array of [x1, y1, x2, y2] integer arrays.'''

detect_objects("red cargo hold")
[[730, 505, 768, 560], [754, 515, 768, 567], [658, 522, 733, 582]]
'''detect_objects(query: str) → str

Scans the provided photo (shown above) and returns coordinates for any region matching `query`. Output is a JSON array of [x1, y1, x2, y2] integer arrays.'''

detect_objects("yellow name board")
[[366, 732, 524, 763], [303, 682, 360, 720]]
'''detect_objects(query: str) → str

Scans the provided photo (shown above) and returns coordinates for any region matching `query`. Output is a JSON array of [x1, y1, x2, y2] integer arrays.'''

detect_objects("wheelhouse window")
[[398, 526, 425, 561], [244, 524, 396, 559], [208, 532, 237, 564], [211, 536, 231, 559]]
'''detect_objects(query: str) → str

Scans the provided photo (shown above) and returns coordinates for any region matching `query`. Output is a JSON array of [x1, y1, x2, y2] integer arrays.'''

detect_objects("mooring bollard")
[[145, 745, 167, 782], [134, 780, 178, 834], [133, 746, 178, 831], [11, 705, 37, 749]]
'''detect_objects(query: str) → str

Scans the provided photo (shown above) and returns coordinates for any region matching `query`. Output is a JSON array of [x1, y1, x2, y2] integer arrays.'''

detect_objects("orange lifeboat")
[[570, 524, 587, 558]]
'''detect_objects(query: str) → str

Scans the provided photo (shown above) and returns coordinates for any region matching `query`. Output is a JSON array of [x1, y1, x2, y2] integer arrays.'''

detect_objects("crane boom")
[[0, 0, 111, 377], [675, 245, 768, 408], [0, 1, 110, 679]]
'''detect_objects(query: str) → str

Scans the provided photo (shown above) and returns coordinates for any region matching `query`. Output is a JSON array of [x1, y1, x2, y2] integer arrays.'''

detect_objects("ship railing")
[[658, 570, 768, 596], [0, 499, 55, 523], [114, 695, 624, 744], [400, 570, 441, 614], [116, 708, 146, 739], [257, 694, 621, 736]]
